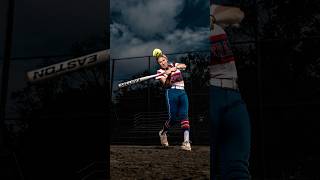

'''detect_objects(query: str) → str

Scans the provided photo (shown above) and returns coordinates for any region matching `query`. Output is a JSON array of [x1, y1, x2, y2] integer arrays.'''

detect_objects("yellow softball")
[[152, 48, 162, 57]]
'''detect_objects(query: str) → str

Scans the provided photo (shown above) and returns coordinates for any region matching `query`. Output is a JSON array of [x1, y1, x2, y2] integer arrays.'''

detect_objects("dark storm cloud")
[[1, 0, 107, 58], [111, 0, 210, 59], [0, 0, 108, 117]]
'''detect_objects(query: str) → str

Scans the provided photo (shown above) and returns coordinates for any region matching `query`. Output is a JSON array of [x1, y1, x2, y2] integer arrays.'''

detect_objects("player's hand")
[[165, 69, 172, 75], [176, 64, 186, 70], [171, 67, 177, 72]]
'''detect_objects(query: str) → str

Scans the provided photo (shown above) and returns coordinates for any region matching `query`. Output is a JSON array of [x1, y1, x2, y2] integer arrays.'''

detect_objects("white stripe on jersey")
[[155, 69, 167, 80], [155, 63, 184, 87]]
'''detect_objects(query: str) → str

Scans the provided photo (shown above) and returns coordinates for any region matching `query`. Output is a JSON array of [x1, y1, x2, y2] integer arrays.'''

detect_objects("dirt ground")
[[110, 145, 210, 180]]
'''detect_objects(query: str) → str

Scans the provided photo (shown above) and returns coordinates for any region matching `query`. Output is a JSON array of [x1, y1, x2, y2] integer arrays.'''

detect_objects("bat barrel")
[[26, 49, 110, 82], [118, 71, 166, 88], [118, 78, 141, 88]]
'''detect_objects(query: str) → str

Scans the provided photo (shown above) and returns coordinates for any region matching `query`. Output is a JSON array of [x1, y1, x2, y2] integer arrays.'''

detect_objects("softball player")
[[153, 51, 191, 151], [210, 0, 251, 179]]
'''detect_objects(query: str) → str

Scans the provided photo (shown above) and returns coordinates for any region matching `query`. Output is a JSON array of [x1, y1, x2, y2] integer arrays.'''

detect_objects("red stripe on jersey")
[[181, 124, 190, 128], [210, 34, 228, 42], [210, 33, 235, 65]]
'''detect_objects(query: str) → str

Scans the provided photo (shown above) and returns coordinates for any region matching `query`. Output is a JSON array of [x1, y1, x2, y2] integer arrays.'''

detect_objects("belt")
[[211, 78, 239, 90], [171, 85, 184, 90]]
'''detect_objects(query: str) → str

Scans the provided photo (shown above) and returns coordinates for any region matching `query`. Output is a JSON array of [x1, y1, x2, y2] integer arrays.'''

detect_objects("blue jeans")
[[209, 86, 251, 180], [163, 89, 190, 131]]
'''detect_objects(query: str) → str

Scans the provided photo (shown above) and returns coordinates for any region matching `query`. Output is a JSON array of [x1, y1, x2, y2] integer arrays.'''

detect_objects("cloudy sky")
[[0, 0, 108, 116], [110, 0, 210, 59], [0, 0, 107, 57]]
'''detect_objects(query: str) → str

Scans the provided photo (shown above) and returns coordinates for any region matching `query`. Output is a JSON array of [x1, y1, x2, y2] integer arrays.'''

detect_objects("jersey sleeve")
[[155, 69, 167, 80]]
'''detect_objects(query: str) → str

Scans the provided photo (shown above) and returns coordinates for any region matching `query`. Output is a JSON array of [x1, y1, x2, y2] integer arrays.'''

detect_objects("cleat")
[[181, 141, 191, 151], [159, 130, 169, 147]]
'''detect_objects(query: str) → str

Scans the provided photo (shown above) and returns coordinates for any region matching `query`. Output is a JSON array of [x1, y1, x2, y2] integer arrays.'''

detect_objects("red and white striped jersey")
[[155, 62, 184, 87], [209, 24, 238, 83]]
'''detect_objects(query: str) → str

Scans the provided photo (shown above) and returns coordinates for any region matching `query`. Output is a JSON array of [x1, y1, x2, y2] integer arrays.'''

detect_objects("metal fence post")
[[0, 0, 15, 148], [147, 56, 151, 112], [254, 1, 266, 179], [110, 59, 115, 100]]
